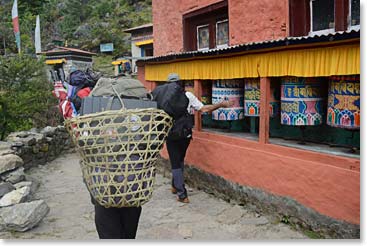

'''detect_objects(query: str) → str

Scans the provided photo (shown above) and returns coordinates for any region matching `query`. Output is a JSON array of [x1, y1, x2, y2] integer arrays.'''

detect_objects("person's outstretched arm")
[[199, 100, 234, 113]]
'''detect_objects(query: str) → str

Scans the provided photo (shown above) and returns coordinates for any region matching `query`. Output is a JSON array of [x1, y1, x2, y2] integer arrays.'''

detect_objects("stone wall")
[[157, 157, 360, 239], [0, 125, 71, 232], [1, 126, 73, 170]]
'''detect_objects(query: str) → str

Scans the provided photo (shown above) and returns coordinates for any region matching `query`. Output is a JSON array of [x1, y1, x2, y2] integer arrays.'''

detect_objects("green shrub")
[[0, 54, 59, 140]]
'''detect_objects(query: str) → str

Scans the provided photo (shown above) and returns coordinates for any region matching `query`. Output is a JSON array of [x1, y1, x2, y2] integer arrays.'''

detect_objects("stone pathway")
[[0, 152, 307, 240]]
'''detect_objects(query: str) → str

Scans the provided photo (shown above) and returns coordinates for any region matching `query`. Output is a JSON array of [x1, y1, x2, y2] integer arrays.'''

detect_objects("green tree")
[[0, 54, 57, 140]]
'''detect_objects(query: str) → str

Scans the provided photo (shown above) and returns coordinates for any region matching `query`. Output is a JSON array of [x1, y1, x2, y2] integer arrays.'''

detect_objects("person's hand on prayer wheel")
[[221, 100, 234, 108]]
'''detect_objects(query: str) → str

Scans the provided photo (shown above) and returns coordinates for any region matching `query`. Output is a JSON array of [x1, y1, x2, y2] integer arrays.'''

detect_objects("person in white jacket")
[[165, 73, 233, 203]]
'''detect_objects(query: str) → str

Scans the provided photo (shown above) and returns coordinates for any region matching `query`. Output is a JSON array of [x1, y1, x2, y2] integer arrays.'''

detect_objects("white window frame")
[[197, 24, 210, 51], [309, 0, 335, 36], [348, 0, 360, 31], [216, 19, 229, 49]]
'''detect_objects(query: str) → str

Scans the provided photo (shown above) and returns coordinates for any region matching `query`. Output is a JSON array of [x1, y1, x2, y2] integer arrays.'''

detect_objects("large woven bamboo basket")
[[65, 108, 172, 208]]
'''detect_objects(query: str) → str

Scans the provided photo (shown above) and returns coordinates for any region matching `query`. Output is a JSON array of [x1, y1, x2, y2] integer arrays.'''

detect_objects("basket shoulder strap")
[[106, 97, 114, 111]]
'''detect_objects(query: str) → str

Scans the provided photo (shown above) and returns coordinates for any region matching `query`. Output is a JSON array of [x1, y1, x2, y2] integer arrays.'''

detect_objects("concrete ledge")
[[157, 156, 360, 239]]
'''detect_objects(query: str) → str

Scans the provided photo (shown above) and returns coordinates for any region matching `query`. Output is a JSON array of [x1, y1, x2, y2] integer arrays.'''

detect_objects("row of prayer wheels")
[[186, 75, 360, 130]]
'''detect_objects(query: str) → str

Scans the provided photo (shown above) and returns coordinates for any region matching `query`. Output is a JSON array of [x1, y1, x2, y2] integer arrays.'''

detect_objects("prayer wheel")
[[280, 76, 324, 126], [244, 78, 280, 117], [327, 75, 360, 129], [244, 78, 260, 116], [212, 79, 244, 121]]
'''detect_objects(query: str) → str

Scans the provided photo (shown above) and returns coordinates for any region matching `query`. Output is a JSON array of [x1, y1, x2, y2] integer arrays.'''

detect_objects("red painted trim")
[[335, 0, 349, 31], [259, 77, 270, 144], [183, 0, 228, 19], [194, 79, 202, 131]]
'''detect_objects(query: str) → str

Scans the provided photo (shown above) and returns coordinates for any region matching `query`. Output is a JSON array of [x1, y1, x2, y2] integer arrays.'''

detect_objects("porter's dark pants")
[[166, 137, 191, 199], [94, 204, 142, 239]]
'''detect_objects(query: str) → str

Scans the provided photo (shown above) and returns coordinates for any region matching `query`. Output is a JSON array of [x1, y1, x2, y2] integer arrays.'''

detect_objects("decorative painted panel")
[[281, 76, 324, 126], [327, 75, 360, 129], [212, 79, 244, 121], [244, 78, 280, 117]]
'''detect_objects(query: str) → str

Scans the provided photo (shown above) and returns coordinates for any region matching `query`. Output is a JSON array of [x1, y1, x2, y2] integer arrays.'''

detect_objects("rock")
[[240, 217, 269, 226], [32, 145, 40, 154], [216, 205, 244, 224], [33, 133, 45, 144], [14, 181, 39, 195], [24, 136, 37, 145], [0, 182, 15, 198], [6, 132, 45, 146], [39, 143, 49, 152], [0, 186, 30, 207], [12, 132, 29, 138], [0, 149, 15, 156], [0, 142, 13, 155], [0, 200, 50, 232], [41, 126, 56, 137], [45, 136, 53, 142], [0, 154, 23, 175], [11, 142, 24, 148], [17, 178, 39, 193], [29, 128, 40, 133], [1, 167, 25, 184], [73, 23, 92, 39]]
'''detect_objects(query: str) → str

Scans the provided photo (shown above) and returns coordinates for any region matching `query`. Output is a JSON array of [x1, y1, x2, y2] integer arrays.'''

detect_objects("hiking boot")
[[171, 186, 177, 194], [177, 196, 190, 203]]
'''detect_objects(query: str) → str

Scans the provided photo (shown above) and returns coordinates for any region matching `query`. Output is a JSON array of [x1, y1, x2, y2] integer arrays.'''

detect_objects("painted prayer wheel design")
[[327, 75, 360, 129], [212, 79, 244, 121], [244, 78, 280, 117], [281, 77, 324, 126], [244, 78, 260, 116]]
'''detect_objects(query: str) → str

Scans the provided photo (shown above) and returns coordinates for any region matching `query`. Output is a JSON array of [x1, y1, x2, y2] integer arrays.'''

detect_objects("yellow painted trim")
[[45, 59, 66, 65], [135, 39, 154, 46], [145, 44, 360, 81], [112, 60, 129, 65]]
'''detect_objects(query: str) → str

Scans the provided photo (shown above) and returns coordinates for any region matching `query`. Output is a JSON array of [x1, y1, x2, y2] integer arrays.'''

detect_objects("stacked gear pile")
[[64, 76, 173, 207], [51, 68, 101, 119]]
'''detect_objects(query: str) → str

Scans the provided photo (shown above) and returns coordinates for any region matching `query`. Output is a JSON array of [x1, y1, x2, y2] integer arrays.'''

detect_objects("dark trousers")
[[94, 204, 142, 239], [166, 137, 191, 199]]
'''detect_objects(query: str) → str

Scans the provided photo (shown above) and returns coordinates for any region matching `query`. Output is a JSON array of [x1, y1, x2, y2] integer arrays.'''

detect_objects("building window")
[[309, 0, 335, 35], [216, 19, 229, 48], [197, 25, 210, 51], [349, 0, 360, 30], [183, 1, 228, 51]]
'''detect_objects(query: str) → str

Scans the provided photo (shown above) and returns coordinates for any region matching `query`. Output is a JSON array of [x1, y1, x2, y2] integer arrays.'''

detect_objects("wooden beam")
[[259, 77, 271, 144], [335, 0, 349, 31], [194, 79, 202, 132]]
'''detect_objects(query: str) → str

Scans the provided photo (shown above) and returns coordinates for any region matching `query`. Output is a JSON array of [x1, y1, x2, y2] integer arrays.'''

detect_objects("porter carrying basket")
[[65, 98, 172, 208]]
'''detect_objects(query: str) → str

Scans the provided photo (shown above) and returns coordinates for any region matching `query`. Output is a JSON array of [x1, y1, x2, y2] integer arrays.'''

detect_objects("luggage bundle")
[[51, 68, 101, 119], [65, 76, 173, 208]]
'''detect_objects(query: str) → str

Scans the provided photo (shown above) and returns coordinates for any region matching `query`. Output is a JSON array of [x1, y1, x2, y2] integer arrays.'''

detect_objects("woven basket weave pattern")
[[65, 108, 172, 207]]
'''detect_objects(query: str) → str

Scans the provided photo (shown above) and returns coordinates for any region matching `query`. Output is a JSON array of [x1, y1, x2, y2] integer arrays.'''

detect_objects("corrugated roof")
[[39, 46, 97, 56], [140, 29, 360, 63], [124, 23, 153, 33]]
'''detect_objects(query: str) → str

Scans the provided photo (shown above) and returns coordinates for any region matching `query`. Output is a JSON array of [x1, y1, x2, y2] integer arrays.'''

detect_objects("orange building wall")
[[160, 131, 360, 225], [152, 0, 289, 56], [228, 0, 288, 45]]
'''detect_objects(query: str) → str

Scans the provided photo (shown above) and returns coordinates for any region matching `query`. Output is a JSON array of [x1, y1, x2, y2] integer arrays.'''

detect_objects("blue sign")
[[100, 43, 114, 52]]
